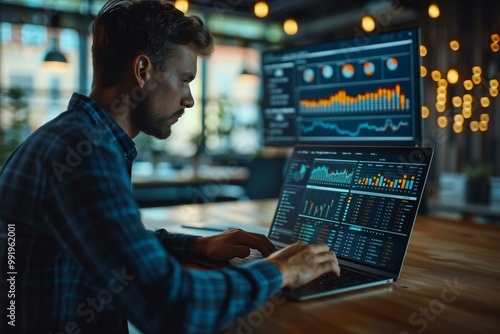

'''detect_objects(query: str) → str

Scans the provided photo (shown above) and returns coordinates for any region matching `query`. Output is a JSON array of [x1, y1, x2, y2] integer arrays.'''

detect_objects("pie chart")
[[341, 63, 355, 79], [386, 58, 399, 71], [303, 68, 315, 83], [363, 61, 375, 76], [322, 65, 334, 79], [292, 164, 308, 182]]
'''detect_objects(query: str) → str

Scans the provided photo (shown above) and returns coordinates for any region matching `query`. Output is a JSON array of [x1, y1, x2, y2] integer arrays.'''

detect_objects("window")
[[1, 24, 79, 131], [204, 45, 261, 156]]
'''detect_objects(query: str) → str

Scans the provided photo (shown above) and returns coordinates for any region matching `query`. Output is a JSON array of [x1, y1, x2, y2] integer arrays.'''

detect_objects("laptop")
[[196, 145, 433, 301]]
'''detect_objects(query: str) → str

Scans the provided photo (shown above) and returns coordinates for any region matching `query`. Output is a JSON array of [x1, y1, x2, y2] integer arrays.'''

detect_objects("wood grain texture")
[[141, 200, 500, 334]]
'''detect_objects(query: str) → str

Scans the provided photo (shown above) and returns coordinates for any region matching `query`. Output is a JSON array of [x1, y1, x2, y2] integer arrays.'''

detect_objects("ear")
[[132, 55, 152, 88]]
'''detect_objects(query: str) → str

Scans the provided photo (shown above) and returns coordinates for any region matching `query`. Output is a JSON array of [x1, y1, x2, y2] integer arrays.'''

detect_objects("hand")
[[194, 229, 276, 261], [266, 242, 340, 289]]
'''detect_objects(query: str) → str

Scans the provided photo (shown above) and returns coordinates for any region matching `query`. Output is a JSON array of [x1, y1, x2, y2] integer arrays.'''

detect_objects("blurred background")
[[0, 0, 499, 220]]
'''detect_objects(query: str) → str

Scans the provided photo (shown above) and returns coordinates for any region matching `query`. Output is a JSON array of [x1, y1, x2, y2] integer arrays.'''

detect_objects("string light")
[[454, 114, 464, 125], [420, 45, 428, 57], [447, 69, 459, 84], [452, 96, 462, 108], [437, 116, 448, 128], [421, 106, 430, 118], [463, 80, 473, 90], [431, 70, 441, 81], [453, 123, 463, 133], [421, 66, 427, 77], [472, 74, 481, 85], [479, 121, 488, 132], [449, 40, 459, 51], [480, 97, 490, 107], [480, 113, 490, 122], [428, 4, 440, 18]]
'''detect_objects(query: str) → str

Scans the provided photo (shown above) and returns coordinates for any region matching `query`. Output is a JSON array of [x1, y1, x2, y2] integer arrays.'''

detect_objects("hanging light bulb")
[[174, 0, 189, 13], [283, 19, 298, 35], [42, 36, 68, 72], [254, 2, 269, 18], [42, 13, 68, 72], [361, 16, 376, 32]]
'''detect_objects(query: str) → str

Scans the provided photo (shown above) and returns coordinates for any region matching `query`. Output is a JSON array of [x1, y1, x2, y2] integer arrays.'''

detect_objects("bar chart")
[[299, 84, 410, 115], [353, 162, 424, 196], [357, 173, 415, 190]]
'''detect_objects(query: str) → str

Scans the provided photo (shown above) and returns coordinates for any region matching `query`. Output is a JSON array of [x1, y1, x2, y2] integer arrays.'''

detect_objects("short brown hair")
[[92, 0, 214, 86]]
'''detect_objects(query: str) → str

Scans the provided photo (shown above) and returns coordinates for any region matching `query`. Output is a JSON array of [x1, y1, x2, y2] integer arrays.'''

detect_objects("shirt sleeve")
[[45, 133, 283, 334], [153, 229, 200, 261]]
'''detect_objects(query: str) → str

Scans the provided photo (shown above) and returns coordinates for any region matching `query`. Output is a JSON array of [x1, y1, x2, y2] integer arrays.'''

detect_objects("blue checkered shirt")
[[0, 93, 282, 333]]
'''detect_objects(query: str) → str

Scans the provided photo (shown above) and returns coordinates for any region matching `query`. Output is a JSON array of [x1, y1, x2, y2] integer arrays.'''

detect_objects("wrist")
[[266, 259, 289, 288], [193, 236, 207, 258]]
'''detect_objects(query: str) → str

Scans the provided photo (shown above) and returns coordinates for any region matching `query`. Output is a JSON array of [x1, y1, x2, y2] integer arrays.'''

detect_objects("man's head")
[[92, 0, 213, 87], [91, 0, 214, 139]]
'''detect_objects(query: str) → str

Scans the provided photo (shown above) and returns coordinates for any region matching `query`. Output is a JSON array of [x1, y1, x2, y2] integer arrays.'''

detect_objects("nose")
[[181, 89, 194, 109]]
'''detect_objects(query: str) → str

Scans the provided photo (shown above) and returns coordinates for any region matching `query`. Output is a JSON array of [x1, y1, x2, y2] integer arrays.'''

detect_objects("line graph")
[[309, 160, 357, 186], [300, 118, 409, 137], [310, 166, 353, 184]]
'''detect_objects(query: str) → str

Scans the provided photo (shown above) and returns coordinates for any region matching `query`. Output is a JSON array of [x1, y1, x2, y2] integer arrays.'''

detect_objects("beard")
[[134, 98, 172, 140]]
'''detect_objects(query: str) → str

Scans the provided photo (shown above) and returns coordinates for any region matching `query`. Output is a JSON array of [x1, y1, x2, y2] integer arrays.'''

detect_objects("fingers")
[[224, 244, 252, 259], [267, 242, 341, 288], [226, 229, 276, 257]]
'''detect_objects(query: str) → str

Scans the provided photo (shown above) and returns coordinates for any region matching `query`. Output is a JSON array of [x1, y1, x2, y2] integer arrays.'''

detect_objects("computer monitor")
[[261, 28, 423, 147]]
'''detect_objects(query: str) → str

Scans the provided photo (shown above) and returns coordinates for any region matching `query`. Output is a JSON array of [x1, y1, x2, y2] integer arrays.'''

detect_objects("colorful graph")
[[363, 61, 375, 76], [302, 198, 336, 218], [386, 58, 399, 71], [303, 68, 315, 83], [300, 189, 347, 221], [300, 118, 409, 137], [357, 173, 415, 190], [291, 164, 308, 182], [310, 165, 354, 185], [341, 63, 355, 78], [322, 65, 334, 79], [299, 84, 410, 114]]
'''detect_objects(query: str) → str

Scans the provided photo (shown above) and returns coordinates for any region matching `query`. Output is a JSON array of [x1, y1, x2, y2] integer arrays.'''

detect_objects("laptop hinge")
[[338, 258, 398, 280]]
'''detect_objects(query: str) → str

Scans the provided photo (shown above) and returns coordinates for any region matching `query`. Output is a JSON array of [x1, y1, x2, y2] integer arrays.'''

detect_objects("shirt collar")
[[67, 93, 138, 164]]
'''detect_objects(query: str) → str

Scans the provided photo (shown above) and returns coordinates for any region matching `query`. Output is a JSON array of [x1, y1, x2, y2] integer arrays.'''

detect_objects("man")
[[0, 1, 340, 333]]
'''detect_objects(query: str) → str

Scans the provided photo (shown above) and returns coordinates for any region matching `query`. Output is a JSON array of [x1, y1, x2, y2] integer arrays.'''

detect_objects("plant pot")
[[465, 177, 490, 205]]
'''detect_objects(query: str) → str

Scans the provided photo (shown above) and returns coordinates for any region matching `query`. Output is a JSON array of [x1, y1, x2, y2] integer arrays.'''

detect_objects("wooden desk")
[[132, 164, 249, 188], [140, 200, 500, 334]]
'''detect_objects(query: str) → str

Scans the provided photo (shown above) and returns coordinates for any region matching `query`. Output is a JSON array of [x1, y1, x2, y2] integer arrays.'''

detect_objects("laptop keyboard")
[[315, 267, 377, 287], [231, 252, 378, 288]]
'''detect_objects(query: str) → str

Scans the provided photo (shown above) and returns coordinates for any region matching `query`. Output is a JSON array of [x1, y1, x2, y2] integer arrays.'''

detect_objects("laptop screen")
[[268, 145, 433, 275]]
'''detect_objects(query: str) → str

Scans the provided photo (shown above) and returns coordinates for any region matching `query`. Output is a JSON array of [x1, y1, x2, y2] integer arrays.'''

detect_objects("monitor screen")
[[261, 28, 423, 147]]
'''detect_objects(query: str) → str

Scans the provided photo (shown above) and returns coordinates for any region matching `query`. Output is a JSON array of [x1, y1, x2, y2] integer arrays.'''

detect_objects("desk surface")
[[141, 200, 500, 334], [132, 164, 249, 187]]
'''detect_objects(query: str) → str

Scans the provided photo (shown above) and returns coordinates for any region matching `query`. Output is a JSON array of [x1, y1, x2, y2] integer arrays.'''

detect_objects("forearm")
[[153, 229, 200, 261], [178, 260, 283, 333]]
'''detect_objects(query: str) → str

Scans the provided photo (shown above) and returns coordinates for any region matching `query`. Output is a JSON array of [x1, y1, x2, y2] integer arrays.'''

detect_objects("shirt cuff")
[[238, 259, 283, 296], [154, 229, 200, 261]]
